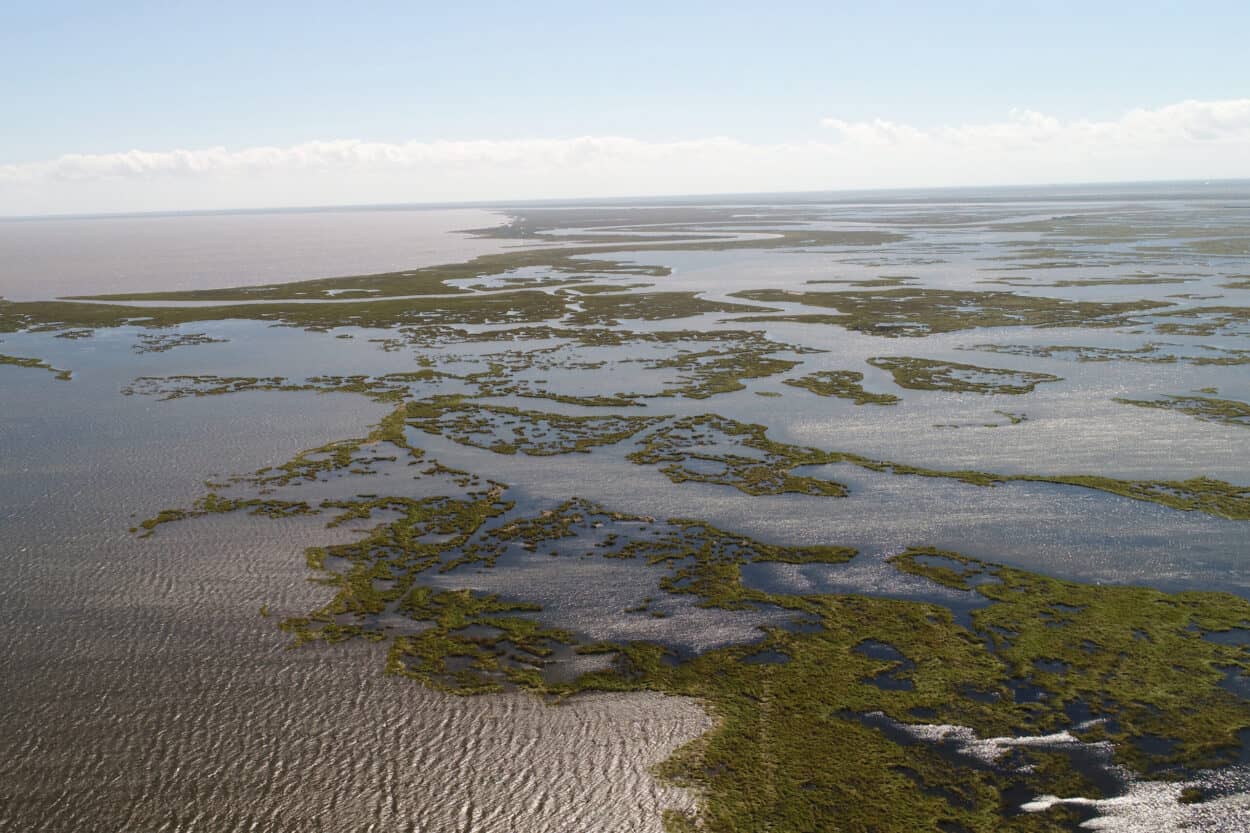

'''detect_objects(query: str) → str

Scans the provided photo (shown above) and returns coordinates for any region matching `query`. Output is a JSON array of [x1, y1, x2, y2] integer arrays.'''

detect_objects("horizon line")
[[3, 175, 1249, 223]]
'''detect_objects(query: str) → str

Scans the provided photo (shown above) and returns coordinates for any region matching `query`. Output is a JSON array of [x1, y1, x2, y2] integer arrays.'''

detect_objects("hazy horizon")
[[5, 175, 1250, 222]]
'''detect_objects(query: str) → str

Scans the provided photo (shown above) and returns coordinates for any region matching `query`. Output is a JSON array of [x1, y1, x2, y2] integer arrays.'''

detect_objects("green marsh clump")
[[403, 396, 667, 456], [629, 415, 851, 497], [729, 287, 1167, 337], [468, 328, 813, 403], [135, 495, 316, 537], [806, 275, 918, 288], [0, 291, 572, 334], [1116, 394, 1250, 428], [123, 369, 455, 404], [969, 341, 1250, 367], [566, 291, 768, 326], [891, 548, 1250, 771], [625, 412, 1250, 519], [132, 331, 229, 353], [867, 356, 1062, 395], [306, 501, 1250, 830], [0, 288, 776, 336], [483, 498, 855, 609], [934, 410, 1028, 429], [1151, 306, 1250, 338], [978, 275, 1193, 288], [0, 352, 72, 381], [136, 429, 1250, 833], [783, 369, 901, 405], [277, 489, 514, 642], [642, 343, 802, 400], [387, 588, 575, 694], [122, 374, 295, 400], [1020, 475, 1250, 520]]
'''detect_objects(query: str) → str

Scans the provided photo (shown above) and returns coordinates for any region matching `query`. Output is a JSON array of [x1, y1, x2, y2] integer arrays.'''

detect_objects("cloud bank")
[[4, 99, 1249, 215]]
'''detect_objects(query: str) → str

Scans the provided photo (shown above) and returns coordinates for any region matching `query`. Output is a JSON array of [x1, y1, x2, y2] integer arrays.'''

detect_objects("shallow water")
[[0, 207, 515, 301], [0, 365, 708, 833]]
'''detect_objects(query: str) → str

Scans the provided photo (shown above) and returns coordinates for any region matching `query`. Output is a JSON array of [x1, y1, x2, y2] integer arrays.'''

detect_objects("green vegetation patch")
[[387, 588, 575, 694], [969, 341, 1250, 366], [483, 498, 855, 605], [278, 490, 514, 643], [625, 413, 1250, 519], [1015, 474, 1250, 520], [0, 291, 575, 334], [1116, 394, 1250, 428], [0, 289, 775, 335], [470, 328, 813, 403], [566, 291, 770, 326], [640, 339, 803, 400], [629, 415, 850, 497], [123, 374, 294, 400], [891, 548, 1250, 772], [806, 275, 917, 288], [934, 410, 1028, 429], [729, 287, 1166, 337], [135, 408, 1250, 832], [0, 352, 71, 381], [122, 369, 449, 403], [782, 370, 900, 405], [867, 356, 1062, 395], [979, 275, 1194, 288], [134, 494, 317, 538], [272, 494, 1250, 827], [237, 419, 418, 493], [1185, 237, 1250, 256], [403, 396, 667, 456], [121, 327, 813, 415], [1150, 306, 1250, 338], [132, 331, 229, 353]]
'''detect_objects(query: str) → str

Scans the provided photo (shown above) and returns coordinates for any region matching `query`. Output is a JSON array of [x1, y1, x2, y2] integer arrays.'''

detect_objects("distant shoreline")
[[5, 177, 1250, 223]]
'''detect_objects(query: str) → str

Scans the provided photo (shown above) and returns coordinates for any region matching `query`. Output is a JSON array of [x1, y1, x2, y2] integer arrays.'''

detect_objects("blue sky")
[[2, 1, 1249, 212]]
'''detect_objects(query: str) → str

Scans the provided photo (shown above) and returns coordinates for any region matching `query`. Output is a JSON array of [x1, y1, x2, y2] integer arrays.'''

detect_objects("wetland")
[[5, 184, 1250, 832]]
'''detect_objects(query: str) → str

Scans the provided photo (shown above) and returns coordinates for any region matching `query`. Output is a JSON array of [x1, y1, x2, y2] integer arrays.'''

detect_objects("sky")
[[2, 0, 1249, 215]]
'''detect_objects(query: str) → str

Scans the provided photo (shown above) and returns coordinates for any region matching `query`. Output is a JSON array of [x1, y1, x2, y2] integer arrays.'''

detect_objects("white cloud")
[[3, 99, 1249, 215], [821, 98, 1250, 152]]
